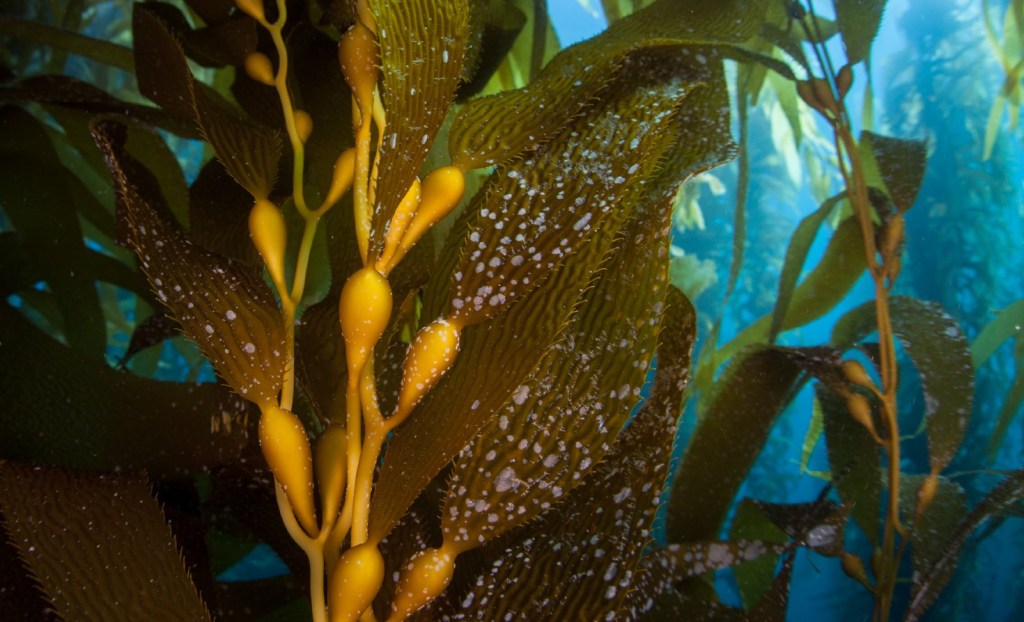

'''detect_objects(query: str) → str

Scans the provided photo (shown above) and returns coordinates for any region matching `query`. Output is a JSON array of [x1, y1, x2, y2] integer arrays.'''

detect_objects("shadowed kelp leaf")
[[452, 288, 696, 621], [730, 500, 788, 608], [667, 346, 844, 542], [0, 304, 251, 477], [833, 0, 887, 65], [972, 299, 1024, 367], [905, 469, 1024, 622], [93, 120, 286, 405], [902, 475, 967, 595], [133, 4, 281, 198], [0, 463, 211, 621], [859, 131, 927, 213], [831, 296, 973, 474], [818, 385, 881, 543], [119, 311, 179, 367], [367, 0, 469, 261], [448, 0, 769, 169]]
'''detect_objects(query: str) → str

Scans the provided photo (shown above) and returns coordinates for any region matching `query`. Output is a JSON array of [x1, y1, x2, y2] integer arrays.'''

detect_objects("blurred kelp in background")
[[0, 0, 1022, 621]]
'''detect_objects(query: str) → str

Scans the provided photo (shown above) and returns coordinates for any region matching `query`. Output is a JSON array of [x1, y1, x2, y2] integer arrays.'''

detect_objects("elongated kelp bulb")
[[390, 167, 465, 268], [259, 405, 318, 536], [244, 52, 275, 86], [377, 178, 421, 273], [235, 0, 265, 22], [339, 267, 393, 376], [389, 544, 460, 621], [392, 318, 462, 426], [315, 424, 348, 523], [841, 360, 875, 390], [294, 109, 313, 143], [328, 542, 385, 622], [338, 22, 377, 115], [249, 198, 287, 291], [324, 148, 356, 209]]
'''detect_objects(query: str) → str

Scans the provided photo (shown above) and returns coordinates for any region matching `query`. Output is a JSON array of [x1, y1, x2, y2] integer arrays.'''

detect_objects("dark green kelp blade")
[[93, 120, 286, 406], [0, 303, 251, 477], [0, 463, 212, 621]]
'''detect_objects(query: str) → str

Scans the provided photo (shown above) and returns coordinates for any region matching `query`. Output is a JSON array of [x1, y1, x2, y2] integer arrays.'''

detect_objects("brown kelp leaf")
[[188, 159, 263, 266], [440, 155, 678, 548], [448, 0, 768, 169], [0, 304, 251, 477], [818, 385, 881, 543], [831, 296, 973, 474], [451, 290, 696, 621], [133, 4, 281, 198], [367, 0, 470, 262], [93, 120, 286, 405], [0, 463, 211, 621], [119, 311, 179, 367], [369, 55, 734, 542], [905, 469, 1024, 622], [833, 0, 887, 65], [902, 475, 967, 593], [667, 346, 844, 542], [859, 131, 926, 213], [456, 0, 526, 100], [445, 59, 690, 328]]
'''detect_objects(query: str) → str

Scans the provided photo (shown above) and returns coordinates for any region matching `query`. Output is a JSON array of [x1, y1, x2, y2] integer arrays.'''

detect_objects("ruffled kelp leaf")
[[858, 131, 927, 213], [119, 311, 179, 367], [142, 1, 257, 68], [623, 539, 789, 620], [445, 58, 691, 328], [667, 346, 844, 542], [367, 0, 470, 262], [0, 105, 106, 359], [0, 463, 211, 621], [369, 54, 736, 542], [905, 469, 1024, 622], [448, 0, 769, 169], [0, 517, 56, 620], [833, 0, 887, 65], [132, 4, 281, 198], [0, 304, 251, 477], [831, 296, 973, 474], [0, 16, 134, 71], [93, 120, 286, 405], [188, 159, 263, 266], [768, 192, 846, 342], [455, 0, 527, 100], [440, 191, 679, 548], [452, 288, 697, 621], [818, 385, 881, 543]]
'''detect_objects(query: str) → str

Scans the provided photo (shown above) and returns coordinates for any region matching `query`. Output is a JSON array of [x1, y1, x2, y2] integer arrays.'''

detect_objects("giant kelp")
[[0, 0, 1022, 621]]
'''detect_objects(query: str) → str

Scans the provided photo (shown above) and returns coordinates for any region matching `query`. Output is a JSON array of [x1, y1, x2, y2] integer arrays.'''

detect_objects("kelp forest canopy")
[[0, 0, 1022, 621]]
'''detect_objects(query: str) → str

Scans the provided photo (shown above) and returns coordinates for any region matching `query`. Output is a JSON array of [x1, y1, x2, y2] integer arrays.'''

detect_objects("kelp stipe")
[[0, 0, 1022, 620]]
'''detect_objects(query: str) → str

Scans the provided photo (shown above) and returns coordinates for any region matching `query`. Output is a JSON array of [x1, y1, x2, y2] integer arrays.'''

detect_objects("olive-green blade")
[[450, 289, 696, 620], [93, 120, 286, 405], [367, 0, 470, 262], [448, 0, 769, 169], [0, 463, 212, 621]]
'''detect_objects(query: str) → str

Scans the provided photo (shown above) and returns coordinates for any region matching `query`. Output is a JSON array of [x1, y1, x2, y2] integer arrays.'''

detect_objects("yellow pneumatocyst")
[[378, 178, 421, 272], [235, 0, 265, 22], [397, 167, 465, 256], [244, 52, 275, 86], [324, 148, 357, 209], [248, 198, 287, 290], [294, 109, 313, 143], [339, 267, 393, 376], [315, 424, 348, 522], [841, 360, 875, 390], [259, 405, 318, 536], [395, 318, 462, 418], [845, 393, 878, 438], [328, 542, 385, 622], [390, 544, 458, 620], [338, 22, 378, 113]]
